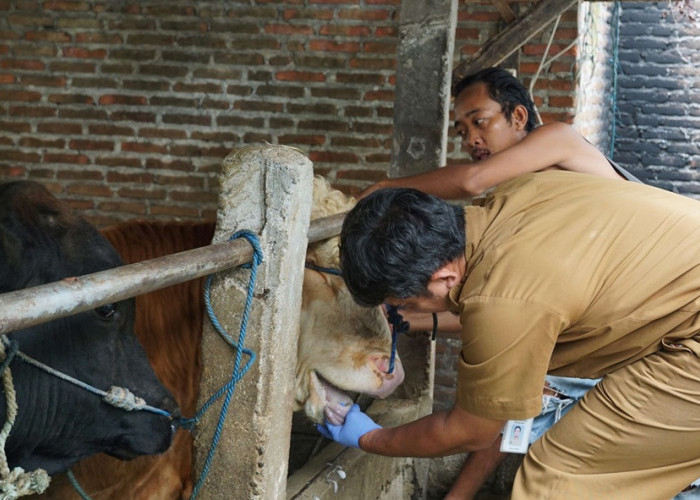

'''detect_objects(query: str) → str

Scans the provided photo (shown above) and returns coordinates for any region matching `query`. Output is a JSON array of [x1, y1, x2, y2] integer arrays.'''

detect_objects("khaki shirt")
[[450, 171, 700, 420]]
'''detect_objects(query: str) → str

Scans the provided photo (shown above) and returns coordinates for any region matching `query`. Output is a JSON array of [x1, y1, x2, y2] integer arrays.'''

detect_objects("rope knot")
[[0, 467, 50, 499], [103, 386, 146, 411]]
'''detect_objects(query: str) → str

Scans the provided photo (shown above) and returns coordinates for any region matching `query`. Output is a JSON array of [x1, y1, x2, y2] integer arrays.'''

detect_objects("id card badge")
[[499, 418, 534, 454]]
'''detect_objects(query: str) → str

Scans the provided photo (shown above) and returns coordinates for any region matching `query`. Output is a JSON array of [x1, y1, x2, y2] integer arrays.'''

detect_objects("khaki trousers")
[[512, 339, 700, 499]]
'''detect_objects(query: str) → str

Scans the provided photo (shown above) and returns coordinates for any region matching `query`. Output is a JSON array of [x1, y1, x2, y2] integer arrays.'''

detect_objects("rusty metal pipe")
[[0, 213, 345, 335]]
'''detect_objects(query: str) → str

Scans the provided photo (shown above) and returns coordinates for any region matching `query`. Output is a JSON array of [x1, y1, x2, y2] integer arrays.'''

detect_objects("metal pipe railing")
[[0, 212, 345, 335]]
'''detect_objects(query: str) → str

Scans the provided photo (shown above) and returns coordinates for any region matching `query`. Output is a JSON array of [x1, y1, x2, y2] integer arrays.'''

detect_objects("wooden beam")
[[489, 0, 516, 22], [452, 0, 577, 89]]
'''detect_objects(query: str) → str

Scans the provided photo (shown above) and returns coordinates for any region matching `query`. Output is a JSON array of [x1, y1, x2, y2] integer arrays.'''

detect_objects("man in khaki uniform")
[[320, 170, 700, 498]]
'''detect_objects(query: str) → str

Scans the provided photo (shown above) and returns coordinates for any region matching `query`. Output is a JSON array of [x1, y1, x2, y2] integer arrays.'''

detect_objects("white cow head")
[[294, 177, 405, 424]]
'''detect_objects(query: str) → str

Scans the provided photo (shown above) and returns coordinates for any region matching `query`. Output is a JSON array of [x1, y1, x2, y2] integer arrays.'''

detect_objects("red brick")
[[320, 25, 371, 36], [309, 40, 360, 52], [43, 153, 89, 164], [10, 15, 55, 27], [276, 70, 325, 82], [337, 8, 390, 21], [75, 32, 123, 44], [106, 171, 155, 183], [38, 122, 82, 134], [0, 89, 41, 101], [99, 94, 147, 106], [0, 120, 30, 133], [66, 184, 112, 197], [89, 124, 134, 136], [25, 31, 70, 43], [109, 111, 155, 122], [548, 95, 575, 108], [96, 156, 142, 168], [117, 187, 167, 200], [309, 151, 358, 163], [19, 137, 64, 148], [364, 90, 394, 101], [265, 23, 313, 35], [44, 1, 90, 11], [20, 75, 66, 87], [0, 73, 14, 83], [374, 26, 397, 37], [48, 93, 94, 104], [69, 139, 115, 151], [364, 41, 396, 53], [0, 59, 45, 70], [122, 142, 167, 154], [145, 158, 192, 171], [138, 127, 187, 140], [279, 134, 326, 146], [63, 47, 107, 59], [57, 169, 104, 180], [0, 165, 26, 178], [283, 8, 333, 21], [154, 175, 204, 188], [170, 190, 215, 203]]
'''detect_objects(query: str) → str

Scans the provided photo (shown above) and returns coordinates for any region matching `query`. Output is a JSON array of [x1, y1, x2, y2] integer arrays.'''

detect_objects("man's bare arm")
[[360, 122, 622, 200], [359, 404, 505, 458]]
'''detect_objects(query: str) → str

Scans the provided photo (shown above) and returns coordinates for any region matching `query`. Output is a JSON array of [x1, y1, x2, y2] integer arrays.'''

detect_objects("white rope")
[[0, 340, 50, 499]]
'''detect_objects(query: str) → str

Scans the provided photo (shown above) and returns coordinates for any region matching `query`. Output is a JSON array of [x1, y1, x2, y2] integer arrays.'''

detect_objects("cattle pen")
[[0, 145, 435, 500]]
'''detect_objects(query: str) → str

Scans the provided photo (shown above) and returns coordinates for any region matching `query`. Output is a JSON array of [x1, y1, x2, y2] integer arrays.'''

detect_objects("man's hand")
[[317, 404, 381, 448]]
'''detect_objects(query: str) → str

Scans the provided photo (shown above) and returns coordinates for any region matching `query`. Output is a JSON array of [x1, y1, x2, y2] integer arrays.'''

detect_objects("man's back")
[[454, 170, 700, 418]]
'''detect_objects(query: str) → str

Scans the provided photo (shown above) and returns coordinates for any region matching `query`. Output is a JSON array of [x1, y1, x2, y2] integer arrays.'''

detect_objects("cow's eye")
[[95, 303, 117, 320]]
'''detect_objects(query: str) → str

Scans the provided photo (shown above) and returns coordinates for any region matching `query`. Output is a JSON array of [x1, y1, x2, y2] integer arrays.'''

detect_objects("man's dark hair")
[[453, 67, 538, 132], [340, 188, 466, 307]]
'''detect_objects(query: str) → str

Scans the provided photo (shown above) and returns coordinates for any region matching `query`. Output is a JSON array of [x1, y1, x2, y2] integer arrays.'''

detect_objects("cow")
[[41, 177, 403, 499], [0, 181, 177, 483]]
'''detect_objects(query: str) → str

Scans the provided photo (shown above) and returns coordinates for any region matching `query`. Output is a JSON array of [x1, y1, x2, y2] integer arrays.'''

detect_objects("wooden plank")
[[489, 0, 516, 22], [452, 0, 577, 89]]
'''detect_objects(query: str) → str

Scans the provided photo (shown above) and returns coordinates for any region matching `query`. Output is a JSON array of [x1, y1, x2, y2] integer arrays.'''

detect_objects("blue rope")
[[304, 263, 342, 276], [67, 469, 92, 500], [185, 230, 263, 500], [385, 306, 410, 374]]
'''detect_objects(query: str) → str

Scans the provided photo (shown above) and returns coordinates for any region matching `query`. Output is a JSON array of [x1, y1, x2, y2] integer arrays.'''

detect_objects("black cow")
[[0, 181, 177, 476]]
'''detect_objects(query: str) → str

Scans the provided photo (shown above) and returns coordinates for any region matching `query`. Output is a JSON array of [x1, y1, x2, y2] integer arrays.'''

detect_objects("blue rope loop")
[[385, 305, 410, 374], [181, 229, 263, 500], [305, 263, 342, 276]]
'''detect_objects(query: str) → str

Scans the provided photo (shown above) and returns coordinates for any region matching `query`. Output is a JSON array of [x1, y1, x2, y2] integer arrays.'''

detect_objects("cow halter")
[[0, 336, 172, 418], [303, 263, 439, 375]]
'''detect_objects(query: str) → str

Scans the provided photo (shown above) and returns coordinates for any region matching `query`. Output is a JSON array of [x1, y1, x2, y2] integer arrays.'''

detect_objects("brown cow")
[[41, 177, 403, 499]]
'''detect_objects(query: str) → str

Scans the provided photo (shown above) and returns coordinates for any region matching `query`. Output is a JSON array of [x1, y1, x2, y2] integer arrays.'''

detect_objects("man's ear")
[[430, 265, 460, 290], [512, 104, 529, 131]]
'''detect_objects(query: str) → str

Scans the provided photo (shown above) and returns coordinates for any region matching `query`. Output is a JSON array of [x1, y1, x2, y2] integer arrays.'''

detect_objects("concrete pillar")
[[390, 0, 458, 176], [193, 145, 313, 499], [390, 2, 457, 497]]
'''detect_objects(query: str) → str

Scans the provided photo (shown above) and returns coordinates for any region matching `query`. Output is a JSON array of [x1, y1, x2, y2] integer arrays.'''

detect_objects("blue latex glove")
[[317, 404, 381, 448]]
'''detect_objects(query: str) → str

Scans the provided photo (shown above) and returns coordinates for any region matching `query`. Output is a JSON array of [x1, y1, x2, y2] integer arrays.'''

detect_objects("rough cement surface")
[[194, 145, 313, 499]]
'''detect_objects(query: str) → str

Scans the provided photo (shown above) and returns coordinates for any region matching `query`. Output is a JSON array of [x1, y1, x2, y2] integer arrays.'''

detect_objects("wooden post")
[[193, 145, 313, 499]]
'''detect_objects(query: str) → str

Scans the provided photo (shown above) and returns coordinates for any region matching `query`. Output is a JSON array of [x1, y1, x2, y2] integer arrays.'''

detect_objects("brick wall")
[[613, 1, 700, 195], [0, 0, 579, 228]]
